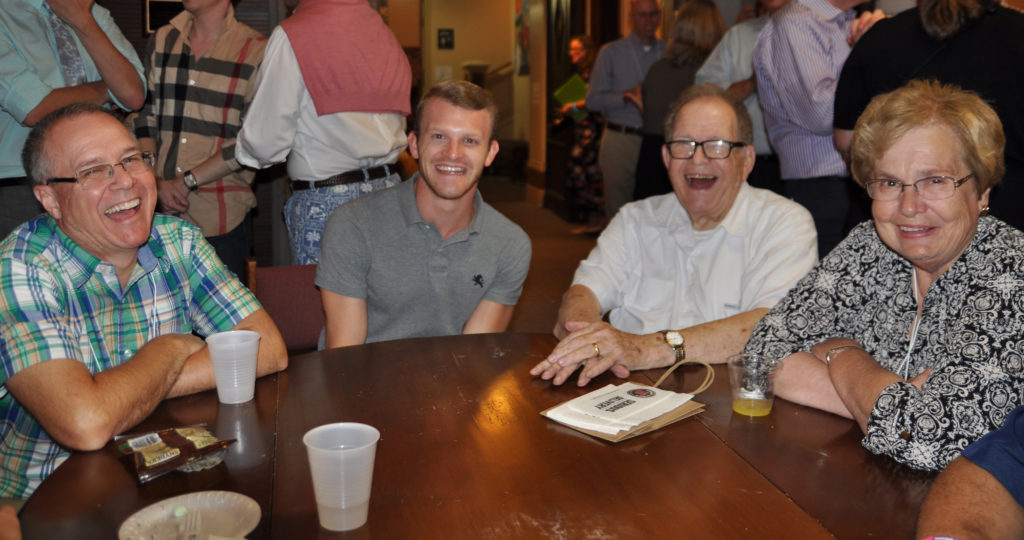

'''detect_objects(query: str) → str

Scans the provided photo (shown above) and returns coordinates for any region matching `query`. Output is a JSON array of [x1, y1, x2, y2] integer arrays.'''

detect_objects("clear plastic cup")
[[727, 353, 781, 417], [303, 423, 380, 531], [206, 330, 260, 404]]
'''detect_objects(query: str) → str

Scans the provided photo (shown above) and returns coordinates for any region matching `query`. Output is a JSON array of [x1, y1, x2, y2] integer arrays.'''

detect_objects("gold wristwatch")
[[660, 330, 685, 364]]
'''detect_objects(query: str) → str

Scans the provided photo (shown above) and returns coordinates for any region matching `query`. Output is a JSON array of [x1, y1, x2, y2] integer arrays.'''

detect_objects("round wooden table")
[[18, 333, 934, 538]]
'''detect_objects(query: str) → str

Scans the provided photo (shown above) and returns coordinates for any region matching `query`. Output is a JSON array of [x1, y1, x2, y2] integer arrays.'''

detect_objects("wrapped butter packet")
[[114, 425, 235, 483]]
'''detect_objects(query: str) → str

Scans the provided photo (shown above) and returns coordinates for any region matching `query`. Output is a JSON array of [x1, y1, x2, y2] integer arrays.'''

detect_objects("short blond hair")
[[414, 80, 498, 141], [850, 79, 1004, 196]]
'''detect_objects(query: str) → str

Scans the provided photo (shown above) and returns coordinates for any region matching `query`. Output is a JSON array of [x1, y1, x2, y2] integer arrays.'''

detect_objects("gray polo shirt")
[[316, 176, 532, 343]]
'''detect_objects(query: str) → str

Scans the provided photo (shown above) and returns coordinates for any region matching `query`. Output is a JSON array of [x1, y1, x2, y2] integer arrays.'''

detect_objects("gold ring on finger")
[[592, 342, 601, 357]]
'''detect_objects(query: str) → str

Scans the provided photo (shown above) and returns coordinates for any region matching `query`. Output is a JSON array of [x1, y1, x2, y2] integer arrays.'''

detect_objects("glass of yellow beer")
[[727, 353, 780, 417]]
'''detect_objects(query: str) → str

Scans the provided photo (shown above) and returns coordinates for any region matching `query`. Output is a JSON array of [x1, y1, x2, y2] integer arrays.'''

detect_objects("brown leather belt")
[[604, 121, 642, 135], [290, 163, 397, 191]]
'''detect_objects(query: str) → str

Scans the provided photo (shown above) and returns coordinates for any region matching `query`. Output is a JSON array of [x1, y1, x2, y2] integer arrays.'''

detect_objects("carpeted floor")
[[480, 175, 597, 334]]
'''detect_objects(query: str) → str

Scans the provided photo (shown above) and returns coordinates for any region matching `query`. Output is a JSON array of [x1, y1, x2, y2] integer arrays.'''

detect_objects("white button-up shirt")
[[573, 184, 818, 334], [236, 26, 406, 181]]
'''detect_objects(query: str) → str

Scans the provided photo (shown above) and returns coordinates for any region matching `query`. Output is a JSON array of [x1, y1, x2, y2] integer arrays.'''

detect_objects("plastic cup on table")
[[206, 330, 260, 404], [303, 423, 380, 532], [727, 353, 781, 417]]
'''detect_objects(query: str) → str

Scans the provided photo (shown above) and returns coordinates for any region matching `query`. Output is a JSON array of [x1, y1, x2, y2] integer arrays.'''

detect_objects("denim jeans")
[[284, 173, 400, 264]]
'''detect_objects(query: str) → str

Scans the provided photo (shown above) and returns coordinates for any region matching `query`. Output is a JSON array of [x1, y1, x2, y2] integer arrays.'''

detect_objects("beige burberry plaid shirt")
[[134, 6, 266, 236]]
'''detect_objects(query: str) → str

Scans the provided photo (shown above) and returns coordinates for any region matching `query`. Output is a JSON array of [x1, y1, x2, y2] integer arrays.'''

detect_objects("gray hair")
[[21, 103, 121, 186], [662, 83, 753, 143]]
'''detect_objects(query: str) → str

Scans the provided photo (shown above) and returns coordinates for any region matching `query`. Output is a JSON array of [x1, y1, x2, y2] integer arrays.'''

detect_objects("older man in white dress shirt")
[[532, 84, 817, 387]]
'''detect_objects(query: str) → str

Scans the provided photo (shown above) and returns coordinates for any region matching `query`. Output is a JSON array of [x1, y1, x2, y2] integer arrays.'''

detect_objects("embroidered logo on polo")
[[473, 274, 484, 287]]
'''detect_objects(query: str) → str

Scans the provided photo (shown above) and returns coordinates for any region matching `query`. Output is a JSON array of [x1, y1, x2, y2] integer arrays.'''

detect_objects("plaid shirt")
[[133, 7, 266, 236], [0, 214, 260, 498]]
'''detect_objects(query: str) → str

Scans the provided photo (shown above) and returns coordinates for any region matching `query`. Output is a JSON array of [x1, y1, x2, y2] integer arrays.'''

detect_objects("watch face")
[[664, 331, 683, 347]]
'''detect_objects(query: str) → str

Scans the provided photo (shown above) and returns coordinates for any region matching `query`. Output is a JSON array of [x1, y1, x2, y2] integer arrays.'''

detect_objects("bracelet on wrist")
[[825, 344, 863, 365]]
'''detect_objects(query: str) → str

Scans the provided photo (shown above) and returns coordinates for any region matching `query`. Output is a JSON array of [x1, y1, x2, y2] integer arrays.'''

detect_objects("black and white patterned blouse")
[[746, 216, 1024, 471]]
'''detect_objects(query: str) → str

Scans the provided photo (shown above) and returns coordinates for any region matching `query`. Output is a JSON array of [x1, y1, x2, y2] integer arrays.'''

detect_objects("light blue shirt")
[[752, 0, 855, 179], [585, 32, 665, 129], [0, 0, 144, 179], [696, 15, 773, 156]]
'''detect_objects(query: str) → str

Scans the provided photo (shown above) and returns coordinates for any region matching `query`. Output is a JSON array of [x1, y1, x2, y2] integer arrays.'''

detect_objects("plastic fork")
[[176, 509, 202, 540]]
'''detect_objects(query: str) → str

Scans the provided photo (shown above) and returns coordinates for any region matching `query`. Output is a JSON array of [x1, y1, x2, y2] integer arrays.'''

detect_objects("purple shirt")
[[753, 0, 855, 179]]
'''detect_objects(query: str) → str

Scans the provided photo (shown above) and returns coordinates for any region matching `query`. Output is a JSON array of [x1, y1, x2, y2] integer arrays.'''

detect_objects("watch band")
[[825, 345, 863, 365]]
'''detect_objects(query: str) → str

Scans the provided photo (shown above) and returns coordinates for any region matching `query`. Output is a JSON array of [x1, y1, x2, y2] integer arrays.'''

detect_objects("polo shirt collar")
[[464, 189, 486, 237], [398, 174, 425, 226], [399, 173, 485, 238]]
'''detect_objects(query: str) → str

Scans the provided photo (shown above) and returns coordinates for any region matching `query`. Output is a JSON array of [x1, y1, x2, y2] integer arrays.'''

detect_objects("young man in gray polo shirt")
[[316, 81, 532, 347]]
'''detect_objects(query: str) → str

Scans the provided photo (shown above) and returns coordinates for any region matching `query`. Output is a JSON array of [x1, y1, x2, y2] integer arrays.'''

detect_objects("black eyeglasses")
[[865, 173, 973, 201], [46, 151, 155, 188], [664, 139, 747, 160]]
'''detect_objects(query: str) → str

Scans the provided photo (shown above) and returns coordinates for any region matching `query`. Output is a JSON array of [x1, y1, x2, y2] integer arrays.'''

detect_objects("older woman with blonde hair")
[[746, 79, 1024, 471]]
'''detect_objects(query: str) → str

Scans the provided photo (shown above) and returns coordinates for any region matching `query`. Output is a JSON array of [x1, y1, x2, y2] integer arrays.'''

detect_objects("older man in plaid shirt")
[[0, 104, 287, 502]]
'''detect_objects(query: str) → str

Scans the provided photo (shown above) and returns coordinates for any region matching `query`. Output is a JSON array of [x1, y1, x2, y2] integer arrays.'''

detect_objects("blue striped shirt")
[[585, 32, 666, 129], [0, 214, 259, 498], [753, 0, 855, 179]]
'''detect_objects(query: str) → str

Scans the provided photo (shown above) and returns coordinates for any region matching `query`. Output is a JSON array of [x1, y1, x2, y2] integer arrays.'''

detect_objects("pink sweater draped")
[[280, 0, 411, 116]]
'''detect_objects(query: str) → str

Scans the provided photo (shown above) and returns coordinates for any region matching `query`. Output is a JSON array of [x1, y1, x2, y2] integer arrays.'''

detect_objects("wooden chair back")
[[245, 258, 324, 353]]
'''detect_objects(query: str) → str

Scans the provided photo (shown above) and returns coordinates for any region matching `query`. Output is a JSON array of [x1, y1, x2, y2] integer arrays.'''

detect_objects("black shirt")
[[834, 6, 1024, 230]]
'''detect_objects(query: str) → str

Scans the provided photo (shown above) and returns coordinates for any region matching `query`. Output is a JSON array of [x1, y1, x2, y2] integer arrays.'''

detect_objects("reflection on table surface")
[[19, 333, 935, 539]]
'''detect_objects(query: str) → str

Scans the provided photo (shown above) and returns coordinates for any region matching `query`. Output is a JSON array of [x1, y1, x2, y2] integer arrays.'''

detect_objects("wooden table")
[[18, 333, 935, 538]]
